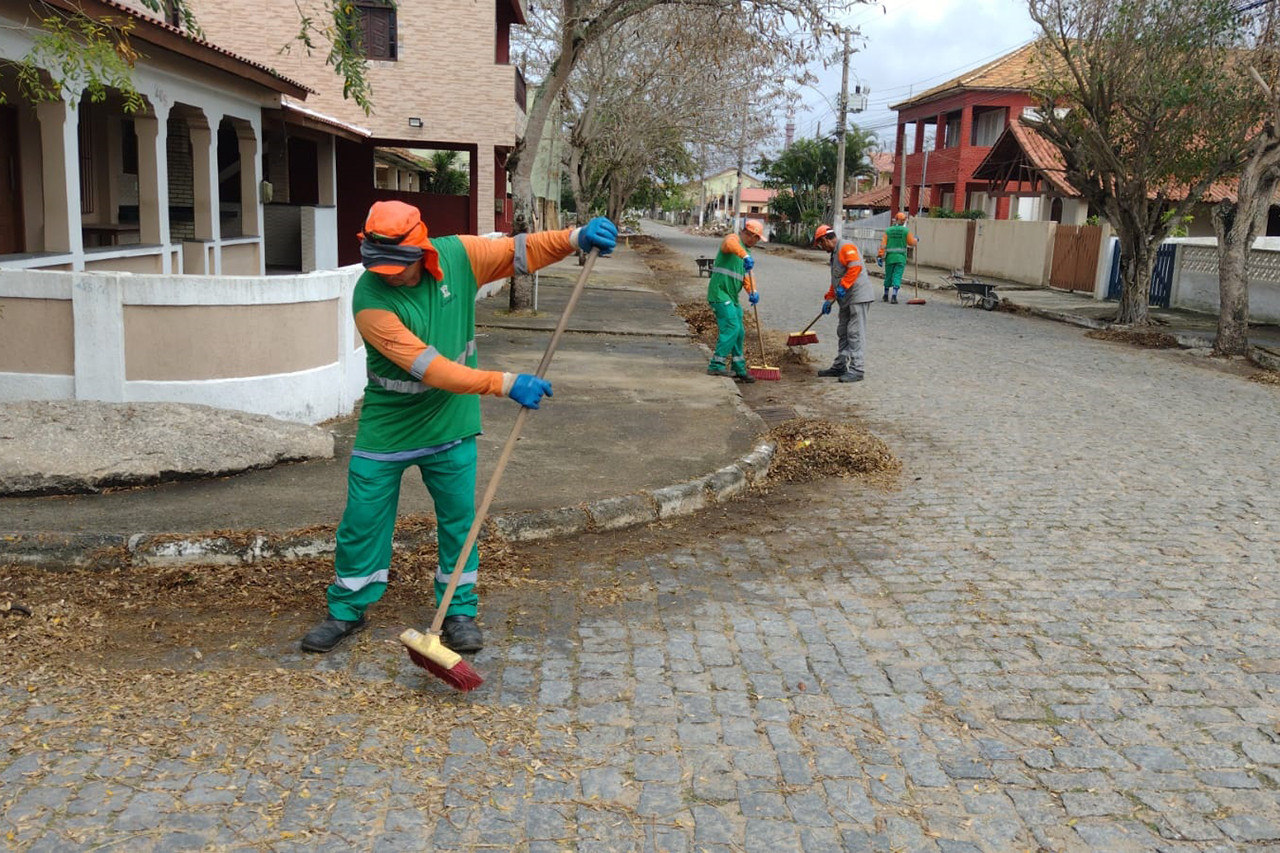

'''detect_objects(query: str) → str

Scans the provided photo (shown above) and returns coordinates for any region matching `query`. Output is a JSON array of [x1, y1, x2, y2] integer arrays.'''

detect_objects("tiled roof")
[[869, 151, 895, 174], [892, 41, 1041, 110], [740, 187, 777, 203], [844, 184, 892, 208], [44, 0, 312, 97]]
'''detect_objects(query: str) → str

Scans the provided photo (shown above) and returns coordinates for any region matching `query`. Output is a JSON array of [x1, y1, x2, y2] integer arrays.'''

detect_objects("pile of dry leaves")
[[1249, 369, 1280, 386], [766, 418, 901, 485], [1085, 328, 1180, 349]]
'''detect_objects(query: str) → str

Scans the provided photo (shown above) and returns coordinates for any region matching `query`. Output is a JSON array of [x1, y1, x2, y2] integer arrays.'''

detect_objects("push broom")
[[745, 275, 780, 381], [907, 241, 926, 306], [785, 310, 822, 347], [400, 248, 602, 691]]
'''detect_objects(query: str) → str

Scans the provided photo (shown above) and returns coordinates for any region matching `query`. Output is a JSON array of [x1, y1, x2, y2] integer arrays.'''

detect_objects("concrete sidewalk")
[[890, 260, 1280, 368], [0, 245, 772, 566]]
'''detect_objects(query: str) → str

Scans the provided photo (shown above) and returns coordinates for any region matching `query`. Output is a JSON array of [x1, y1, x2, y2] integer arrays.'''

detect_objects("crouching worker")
[[706, 219, 765, 383], [301, 201, 618, 654]]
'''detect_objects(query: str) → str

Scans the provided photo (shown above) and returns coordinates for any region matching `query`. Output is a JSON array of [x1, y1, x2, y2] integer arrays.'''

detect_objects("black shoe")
[[890, 293, 898, 304], [733, 372, 756, 384], [838, 370, 865, 383], [882, 292, 889, 302], [441, 615, 483, 653], [817, 365, 846, 378], [300, 616, 366, 653]]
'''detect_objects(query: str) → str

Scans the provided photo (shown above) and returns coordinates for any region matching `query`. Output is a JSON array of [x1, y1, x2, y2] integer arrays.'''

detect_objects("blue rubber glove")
[[836, 285, 848, 299], [577, 217, 618, 256], [821, 300, 833, 315], [508, 374, 553, 409], [749, 291, 759, 305], [743, 255, 755, 272], [877, 257, 885, 268]]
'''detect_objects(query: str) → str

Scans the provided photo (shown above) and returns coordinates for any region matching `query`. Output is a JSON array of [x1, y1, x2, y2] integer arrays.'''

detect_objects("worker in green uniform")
[[706, 219, 764, 382], [300, 200, 617, 655], [877, 211, 918, 304]]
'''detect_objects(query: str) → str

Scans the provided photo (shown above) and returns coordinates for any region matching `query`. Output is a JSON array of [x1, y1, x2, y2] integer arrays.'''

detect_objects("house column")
[[35, 99, 83, 264], [236, 123, 261, 237], [892, 123, 906, 213], [188, 113, 220, 273], [134, 104, 172, 269]]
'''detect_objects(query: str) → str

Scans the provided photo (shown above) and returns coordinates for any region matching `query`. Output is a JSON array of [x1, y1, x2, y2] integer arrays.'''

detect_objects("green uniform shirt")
[[707, 237, 750, 304], [351, 235, 482, 453], [883, 224, 911, 263]]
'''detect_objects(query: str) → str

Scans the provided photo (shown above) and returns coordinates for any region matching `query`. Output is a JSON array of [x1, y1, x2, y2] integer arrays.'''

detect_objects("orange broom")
[[400, 248, 602, 691], [747, 299, 780, 381], [785, 311, 822, 347]]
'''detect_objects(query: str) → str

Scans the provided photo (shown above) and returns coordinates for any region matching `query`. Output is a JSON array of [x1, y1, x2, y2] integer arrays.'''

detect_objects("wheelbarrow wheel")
[[981, 294, 999, 311]]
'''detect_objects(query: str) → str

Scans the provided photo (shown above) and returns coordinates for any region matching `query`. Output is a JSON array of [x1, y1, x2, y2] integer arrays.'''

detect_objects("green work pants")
[[709, 300, 747, 374], [884, 260, 906, 291], [326, 438, 479, 621]]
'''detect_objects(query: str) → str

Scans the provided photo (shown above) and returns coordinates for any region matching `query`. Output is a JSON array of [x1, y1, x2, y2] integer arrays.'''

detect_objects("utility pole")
[[832, 31, 851, 239], [733, 105, 747, 233]]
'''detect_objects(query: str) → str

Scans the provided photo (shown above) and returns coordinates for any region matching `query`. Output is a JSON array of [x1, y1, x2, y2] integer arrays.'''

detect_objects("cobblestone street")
[[4, 264, 1280, 851]]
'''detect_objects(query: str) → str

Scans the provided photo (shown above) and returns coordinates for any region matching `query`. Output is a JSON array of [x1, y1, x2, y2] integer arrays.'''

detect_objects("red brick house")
[[890, 42, 1040, 220]]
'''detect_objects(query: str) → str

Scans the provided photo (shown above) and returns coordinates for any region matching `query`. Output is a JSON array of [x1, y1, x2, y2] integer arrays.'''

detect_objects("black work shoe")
[[817, 365, 846, 378], [441, 615, 483, 653], [300, 616, 366, 653], [890, 293, 898, 304], [882, 292, 889, 302], [706, 366, 730, 377], [838, 370, 865, 383], [733, 372, 757, 384]]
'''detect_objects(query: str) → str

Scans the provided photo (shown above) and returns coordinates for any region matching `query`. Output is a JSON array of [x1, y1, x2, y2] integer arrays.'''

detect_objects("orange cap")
[[359, 201, 441, 279], [813, 224, 834, 245], [895, 211, 908, 223], [743, 219, 766, 241]]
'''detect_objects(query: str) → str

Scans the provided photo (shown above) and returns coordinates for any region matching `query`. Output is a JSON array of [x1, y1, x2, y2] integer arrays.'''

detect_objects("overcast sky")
[[781, 0, 1042, 156]]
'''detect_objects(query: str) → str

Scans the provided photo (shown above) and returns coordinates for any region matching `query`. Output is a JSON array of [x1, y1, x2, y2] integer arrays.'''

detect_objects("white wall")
[[1171, 239, 1280, 324]]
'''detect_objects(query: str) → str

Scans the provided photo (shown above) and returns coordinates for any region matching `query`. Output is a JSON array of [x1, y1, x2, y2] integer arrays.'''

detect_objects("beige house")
[[0, 0, 325, 275], [176, 0, 529, 254]]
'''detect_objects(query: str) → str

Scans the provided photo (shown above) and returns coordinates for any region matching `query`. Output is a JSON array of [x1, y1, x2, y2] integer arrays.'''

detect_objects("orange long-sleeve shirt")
[[354, 228, 580, 397]]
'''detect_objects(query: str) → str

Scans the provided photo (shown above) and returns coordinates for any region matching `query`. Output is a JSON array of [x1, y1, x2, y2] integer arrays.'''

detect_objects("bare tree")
[[559, 7, 800, 221], [505, 0, 872, 310], [1026, 0, 1258, 325]]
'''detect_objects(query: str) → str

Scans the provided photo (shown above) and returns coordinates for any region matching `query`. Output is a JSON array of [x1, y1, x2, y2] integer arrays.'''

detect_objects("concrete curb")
[[2, 442, 777, 567]]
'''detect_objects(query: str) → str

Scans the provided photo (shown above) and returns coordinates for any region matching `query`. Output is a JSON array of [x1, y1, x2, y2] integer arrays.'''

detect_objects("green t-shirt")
[[883, 224, 911, 263], [351, 235, 483, 453], [707, 237, 750, 304]]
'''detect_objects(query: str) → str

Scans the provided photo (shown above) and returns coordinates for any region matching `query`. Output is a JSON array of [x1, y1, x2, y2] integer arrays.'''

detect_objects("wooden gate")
[[1050, 224, 1103, 292]]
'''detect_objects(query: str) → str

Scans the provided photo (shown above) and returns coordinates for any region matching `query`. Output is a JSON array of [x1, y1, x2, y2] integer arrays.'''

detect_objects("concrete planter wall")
[[0, 266, 367, 424]]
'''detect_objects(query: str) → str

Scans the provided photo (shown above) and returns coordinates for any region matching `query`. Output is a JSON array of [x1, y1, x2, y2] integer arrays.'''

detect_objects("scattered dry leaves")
[[1248, 369, 1280, 386]]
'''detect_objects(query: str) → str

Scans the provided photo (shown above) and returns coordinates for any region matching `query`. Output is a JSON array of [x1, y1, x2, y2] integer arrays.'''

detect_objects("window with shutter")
[[356, 3, 396, 61]]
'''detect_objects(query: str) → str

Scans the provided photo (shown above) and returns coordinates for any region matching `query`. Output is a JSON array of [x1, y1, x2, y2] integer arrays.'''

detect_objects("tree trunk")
[[1116, 231, 1153, 326], [1213, 202, 1253, 357], [1212, 129, 1280, 357], [507, 28, 581, 311]]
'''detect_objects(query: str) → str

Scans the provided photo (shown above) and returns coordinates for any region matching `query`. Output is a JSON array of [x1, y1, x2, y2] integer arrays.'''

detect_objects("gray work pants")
[[831, 299, 871, 374]]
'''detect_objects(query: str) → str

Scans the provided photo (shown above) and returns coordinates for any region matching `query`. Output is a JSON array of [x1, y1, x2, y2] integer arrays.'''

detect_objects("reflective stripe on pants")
[[326, 437, 480, 621], [710, 300, 745, 368]]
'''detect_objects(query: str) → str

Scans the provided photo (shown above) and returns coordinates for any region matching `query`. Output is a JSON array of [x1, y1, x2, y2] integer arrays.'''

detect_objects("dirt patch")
[[766, 417, 902, 486], [1085, 328, 1180, 349]]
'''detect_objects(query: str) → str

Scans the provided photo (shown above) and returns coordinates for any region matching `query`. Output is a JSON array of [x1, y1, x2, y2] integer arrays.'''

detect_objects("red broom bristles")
[[401, 629, 484, 692]]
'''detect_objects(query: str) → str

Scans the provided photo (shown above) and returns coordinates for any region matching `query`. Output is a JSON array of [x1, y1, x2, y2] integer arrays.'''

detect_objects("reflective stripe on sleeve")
[[711, 267, 744, 281], [333, 569, 389, 591], [514, 233, 530, 275], [369, 341, 478, 393]]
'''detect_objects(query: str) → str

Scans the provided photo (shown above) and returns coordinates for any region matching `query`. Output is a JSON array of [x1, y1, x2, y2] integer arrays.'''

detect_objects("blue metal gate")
[[1106, 243, 1176, 307]]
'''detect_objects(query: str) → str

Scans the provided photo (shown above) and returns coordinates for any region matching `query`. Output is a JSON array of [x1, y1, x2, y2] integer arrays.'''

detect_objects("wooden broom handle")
[[429, 248, 601, 635], [752, 302, 767, 364]]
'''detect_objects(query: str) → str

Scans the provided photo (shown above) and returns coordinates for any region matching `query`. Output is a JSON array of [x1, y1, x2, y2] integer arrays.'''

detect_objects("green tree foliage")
[[1026, 0, 1258, 325], [755, 130, 875, 227], [2, 12, 146, 112], [422, 151, 469, 196]]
